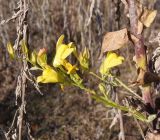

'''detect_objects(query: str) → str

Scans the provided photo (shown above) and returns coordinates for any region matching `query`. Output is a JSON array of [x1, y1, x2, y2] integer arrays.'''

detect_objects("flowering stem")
[[73, 83, 96, 95]]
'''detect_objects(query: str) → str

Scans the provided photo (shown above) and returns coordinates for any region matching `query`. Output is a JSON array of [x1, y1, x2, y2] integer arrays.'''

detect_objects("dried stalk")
[[116, 94, 125, 140], [128, 0, 153, 108], [2, 0, 30, 139], [17, 1, 28, 140], [134, 117, 145, 140]]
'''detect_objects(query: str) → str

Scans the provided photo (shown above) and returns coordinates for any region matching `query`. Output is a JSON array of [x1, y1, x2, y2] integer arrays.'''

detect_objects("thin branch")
[[116, 94, 125, 140], [0, 10, 23, 26], [134, 117, 145, 140], [6, 109, 19, 138], [128, 0, 153, 107], [114, 77, 142, 101]]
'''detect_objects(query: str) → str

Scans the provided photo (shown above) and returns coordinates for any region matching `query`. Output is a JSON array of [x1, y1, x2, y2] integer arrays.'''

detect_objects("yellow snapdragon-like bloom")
[[99, 52, 124, 75], [37, 65, 63, 83], [53, 35, 76, 67]]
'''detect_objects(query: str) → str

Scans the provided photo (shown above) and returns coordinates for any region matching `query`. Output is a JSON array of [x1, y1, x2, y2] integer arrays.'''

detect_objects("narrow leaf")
[[7, 42, 15, 59]]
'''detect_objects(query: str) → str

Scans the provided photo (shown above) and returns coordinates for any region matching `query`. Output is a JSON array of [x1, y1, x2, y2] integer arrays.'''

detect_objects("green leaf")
[[21, 40, 28, 57], [29, 51, 37, 65], [7, 42, 15, 59], [78, 47, 90, 70], [92, 94, 150, 122], [70, 73, 83, 86], [98, 83, 107, 96]]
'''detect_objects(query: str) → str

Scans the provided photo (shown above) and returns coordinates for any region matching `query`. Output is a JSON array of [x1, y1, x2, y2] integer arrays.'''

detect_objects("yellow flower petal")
[[53, 44, 68, 67], [63, 60, 78, 74], [61, 48, 74, 59], [37, 66, 63, 83], [53, 35, 77, 68], [99, 52, 124, 75], [37, 54, 47, 68], [56, 35, 64, 49], [53, 44, 74, 67]]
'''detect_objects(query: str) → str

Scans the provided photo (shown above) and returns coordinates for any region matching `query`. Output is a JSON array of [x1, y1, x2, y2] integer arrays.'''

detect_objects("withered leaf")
[[136, 1, 143, 18], [101, 28, 128, 53], [136, 68, 145, 85], [154, 55, 160, 74], [137, 20, 143, 34], [140, 8, 157, 27], [151, 47, 160, 74], [127, 1, 157, 28]]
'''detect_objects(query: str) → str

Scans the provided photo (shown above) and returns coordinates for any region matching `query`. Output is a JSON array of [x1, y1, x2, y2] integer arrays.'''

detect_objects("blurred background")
[[0, 0, 160, 139]]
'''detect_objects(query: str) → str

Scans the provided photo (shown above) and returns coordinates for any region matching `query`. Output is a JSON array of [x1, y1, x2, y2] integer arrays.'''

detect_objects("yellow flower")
[[53, 35, 75, 67], [99, 52, 124, 75], [37, 65, 63, 83], [63, 60, 79, 74]]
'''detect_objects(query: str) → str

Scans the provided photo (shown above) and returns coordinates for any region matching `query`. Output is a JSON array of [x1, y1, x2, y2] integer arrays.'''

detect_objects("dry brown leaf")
[[101, 28, 128, 53], [136, 1, 143, 18], [137, 20, 143, 34], [137, 68, 145, 85], [126, 1, 157, 28], [140, 8, 157, 27]]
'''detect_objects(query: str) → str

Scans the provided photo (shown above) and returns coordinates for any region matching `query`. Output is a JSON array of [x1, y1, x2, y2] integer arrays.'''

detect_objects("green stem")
[[73, 83, 96, 95], [114, 77, 142, 101], [90, 72, 142, 101], [89, 72, 118, 86], [73, 82, 148, 122]]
